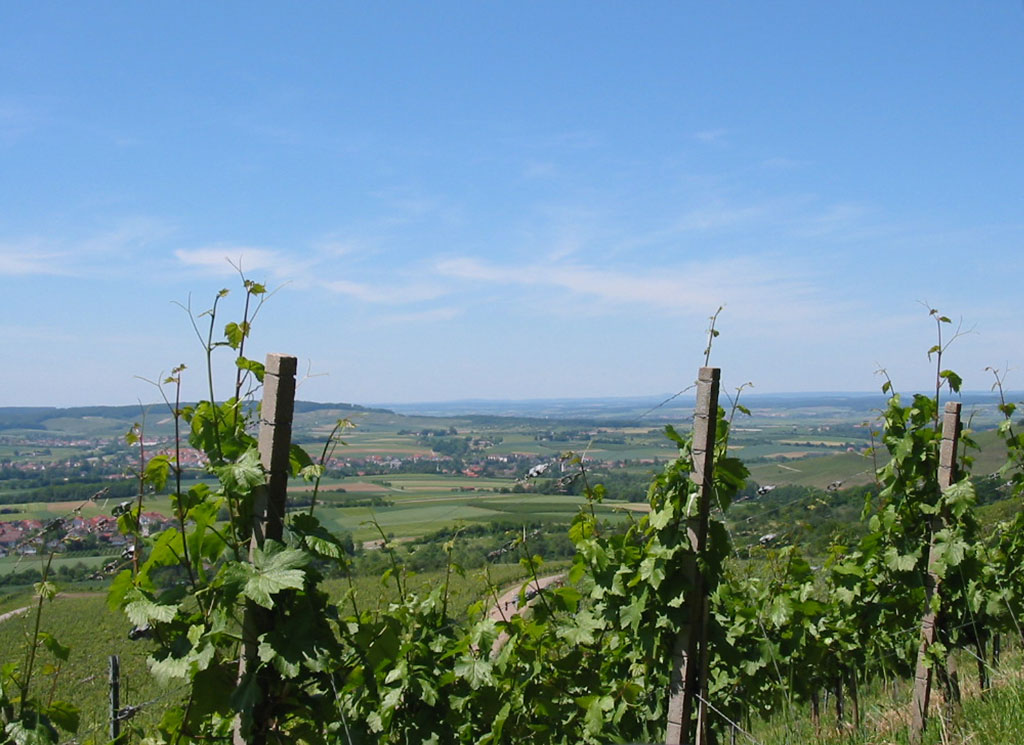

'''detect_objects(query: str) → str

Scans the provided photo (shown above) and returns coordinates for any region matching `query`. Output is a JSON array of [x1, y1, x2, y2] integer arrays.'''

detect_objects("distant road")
[[0, 606, 29, 625], [487, 573, 564, 655]]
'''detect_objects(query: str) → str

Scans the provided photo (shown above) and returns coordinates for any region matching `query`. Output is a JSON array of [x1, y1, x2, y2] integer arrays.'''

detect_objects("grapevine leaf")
[[4, 720, 58, 745], [145, 455, 171, 492], [939, 369, 963, 393], [556, 610, 602, 645], [125, 597, 177, 627], [453, 657, 493, 689], [107, 569, 134, 610], [39, 633, 70, 662], [215, 448, 264, 493], [41, 701, 79, 733], [289, 444, 313, 477], [235, 356, 265, 383], [245, 543, 308, 608]]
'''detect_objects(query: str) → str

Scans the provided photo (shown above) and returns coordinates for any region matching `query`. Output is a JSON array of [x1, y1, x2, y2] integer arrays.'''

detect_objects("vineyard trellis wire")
[[3, 291, 1024, 745]]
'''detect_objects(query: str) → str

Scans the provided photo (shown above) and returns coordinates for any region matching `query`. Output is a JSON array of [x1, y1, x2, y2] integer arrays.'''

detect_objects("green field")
[[314, 489, 632, 543]]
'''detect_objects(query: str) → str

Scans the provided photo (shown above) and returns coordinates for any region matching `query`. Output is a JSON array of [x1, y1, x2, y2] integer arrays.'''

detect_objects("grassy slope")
[[0, 563, 536, 741]]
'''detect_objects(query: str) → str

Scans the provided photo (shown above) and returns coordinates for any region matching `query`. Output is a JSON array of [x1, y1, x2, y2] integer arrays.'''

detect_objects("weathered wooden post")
[[666, 367, 720, 745], [109, 654, 121, 744], [909, 401, 961, 745], [234, 353, 297, 745]]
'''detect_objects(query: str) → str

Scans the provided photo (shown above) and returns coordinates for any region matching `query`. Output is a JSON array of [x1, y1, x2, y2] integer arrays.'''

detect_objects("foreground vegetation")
[[3, 284, 1024, 745]]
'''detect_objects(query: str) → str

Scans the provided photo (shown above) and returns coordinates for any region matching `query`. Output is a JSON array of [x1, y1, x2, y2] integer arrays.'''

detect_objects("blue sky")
[[2, 2, 1023, 407]]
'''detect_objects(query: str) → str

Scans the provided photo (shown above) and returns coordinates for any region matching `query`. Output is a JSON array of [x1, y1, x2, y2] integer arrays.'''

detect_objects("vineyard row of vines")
[[3, 286, 1024, 745]]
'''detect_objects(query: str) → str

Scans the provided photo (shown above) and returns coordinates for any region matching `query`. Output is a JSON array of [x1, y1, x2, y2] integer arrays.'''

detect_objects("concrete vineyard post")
[[234, 354, 297, 745], [666, 366, 720, 745], [909, 401, 962, 745]]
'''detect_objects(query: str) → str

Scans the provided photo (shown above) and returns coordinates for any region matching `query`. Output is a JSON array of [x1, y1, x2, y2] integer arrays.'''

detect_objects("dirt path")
[[486, 573, 564, 655], [0, 592, 104, 626], [0, 606, 29, 625]]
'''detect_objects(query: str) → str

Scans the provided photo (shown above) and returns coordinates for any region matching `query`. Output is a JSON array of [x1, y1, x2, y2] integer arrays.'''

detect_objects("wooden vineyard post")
[[909, 401, 961, 745], [234, 354, 298, 745], [666, 367, 720, 745], [109, 654, 121, 744]]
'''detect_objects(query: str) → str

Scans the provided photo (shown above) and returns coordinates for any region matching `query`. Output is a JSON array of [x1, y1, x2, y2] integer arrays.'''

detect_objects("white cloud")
[[435, 254, 820, 321], [321, 278, 447, 304], [376, 307, 460, 324], [174, 246, 288, 276], [0, 218, 173, 277], [0, 241, 67, 276]]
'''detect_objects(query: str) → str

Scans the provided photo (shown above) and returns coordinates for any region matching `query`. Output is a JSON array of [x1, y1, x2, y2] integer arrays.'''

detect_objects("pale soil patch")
[[486, 573, 565, 655], [291, 481, 389, 493], [46, 499, 99, 512], [0, 606, 29, 625]]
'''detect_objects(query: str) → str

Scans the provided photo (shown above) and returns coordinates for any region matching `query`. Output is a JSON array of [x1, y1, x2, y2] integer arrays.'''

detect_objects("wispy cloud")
[[376, 307, 461, 324], [321, 278, 447, 304], [0, 218, 172, 277], [693, 128, 729, 144], [0, 240, 68, 276], [175, 246, 282, 273], [434, 254, 820, 322]]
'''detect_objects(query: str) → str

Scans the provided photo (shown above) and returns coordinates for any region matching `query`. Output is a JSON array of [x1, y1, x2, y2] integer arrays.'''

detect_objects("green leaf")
[[39, 633, 70, 662], [107, 570, 134, 610], [215, 448, 264, 493], [943, 478, 976, 517], [299, 463, 325, 482], [618, 590, 647, 632], [580, 695, 613, 736], [288, 444, 313, 477], [224, 321, 250, 350], [125, 597, 177, 626], [4, 719, 58, 745], [41, 701, 79, 733], [236, 355, 265, 383], [648, 502, 675, 530], [144, 455, 171, 492], [453, 657, 493, 689], [884, 548, 919, 573], [939, 369, 963, 393], [767, 595, 792, 627], [556, 610, 602, 645], [245, 542, 308, 608]]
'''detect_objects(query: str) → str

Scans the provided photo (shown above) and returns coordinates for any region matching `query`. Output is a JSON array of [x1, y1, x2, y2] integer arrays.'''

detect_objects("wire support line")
[[57, 680, 191, 745], [636, 384, 698, 422], [695, 691, 765, 745]]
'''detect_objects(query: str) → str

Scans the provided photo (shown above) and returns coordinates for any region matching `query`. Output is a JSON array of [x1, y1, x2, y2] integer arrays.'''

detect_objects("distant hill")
[[0, 390, 1018, 437], [371, 390, 1020, 423], [0, 401, 393, 436]]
